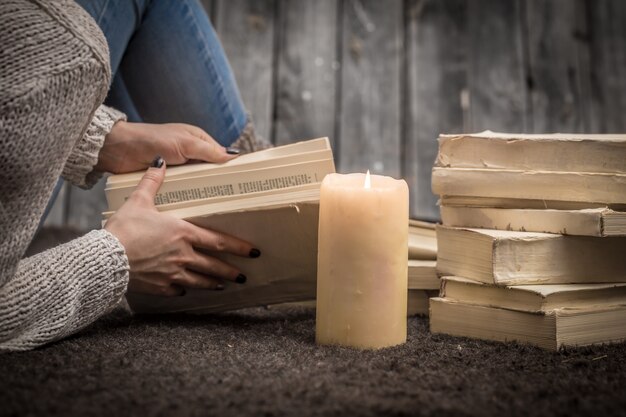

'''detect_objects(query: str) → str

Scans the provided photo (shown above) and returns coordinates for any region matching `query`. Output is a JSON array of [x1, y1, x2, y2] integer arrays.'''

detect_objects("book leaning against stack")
[[271, 219, 440, 317], [407, 220, 439, 316], [429, 131, 626, 350], [104, 137, 335, 314]]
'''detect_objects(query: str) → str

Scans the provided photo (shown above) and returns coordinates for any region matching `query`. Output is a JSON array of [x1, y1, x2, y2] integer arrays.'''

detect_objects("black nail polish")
[[215, 284, 225, 291], [249, 248, 261, 258], [236, 274, 247, 284], [226, 147, 240, 155], [151, 156, 164, 168]]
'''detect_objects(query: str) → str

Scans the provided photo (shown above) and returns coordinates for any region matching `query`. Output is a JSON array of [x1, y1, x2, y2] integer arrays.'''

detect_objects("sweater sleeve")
[[62, 105, 127, 189], [0, 230, 129, 352]]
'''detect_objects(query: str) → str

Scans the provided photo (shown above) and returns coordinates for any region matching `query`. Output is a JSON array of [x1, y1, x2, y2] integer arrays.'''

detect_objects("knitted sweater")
[[0, 0, 130, 351]]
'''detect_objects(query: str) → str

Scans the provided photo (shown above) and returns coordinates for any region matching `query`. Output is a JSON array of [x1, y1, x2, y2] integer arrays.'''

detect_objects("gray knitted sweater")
[[0, 0, 130, 351]]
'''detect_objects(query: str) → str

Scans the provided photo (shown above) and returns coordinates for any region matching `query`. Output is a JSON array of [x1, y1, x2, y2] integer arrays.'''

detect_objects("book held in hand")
[[104, 138, 335, 314]]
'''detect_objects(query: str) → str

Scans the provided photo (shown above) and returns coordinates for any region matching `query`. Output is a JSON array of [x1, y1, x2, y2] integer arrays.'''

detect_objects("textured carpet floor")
[[1, 306, 626, 417], [1, 228, 624, 417]]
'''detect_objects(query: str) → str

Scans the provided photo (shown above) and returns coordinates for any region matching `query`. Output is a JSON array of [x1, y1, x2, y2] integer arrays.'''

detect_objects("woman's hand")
[[96, 121, 240, 174], [104, 158, 260, 296]]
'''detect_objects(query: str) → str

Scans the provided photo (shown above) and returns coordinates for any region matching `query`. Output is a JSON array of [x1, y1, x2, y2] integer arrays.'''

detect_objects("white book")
[[440, 276, 626, 312], [126, 202, 320, 314], [408, 260, 439, 290], [440, 205, 626, 237], [436, 226, 626, 285], [107, 137, 332, 186], [436, 131, 626, 174], [430, 297, 626, 350], [408, 220, 437, 260], [432, 167, 626, 205]]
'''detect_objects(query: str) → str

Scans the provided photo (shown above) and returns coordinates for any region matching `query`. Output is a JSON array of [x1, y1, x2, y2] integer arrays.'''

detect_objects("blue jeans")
[[77, 0, 247, 147], [41, 0, 248, 227]]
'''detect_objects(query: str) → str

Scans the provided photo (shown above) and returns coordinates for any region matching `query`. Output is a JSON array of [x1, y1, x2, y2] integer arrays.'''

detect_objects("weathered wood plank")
[[214, 0, 277, 142], [587, 0, 626, 133], [405, 0, 468, 220], [274, 0, 338, 147], [467, 0, 528, 132], [338, 0, 403, 177], [525, 0, 591, 133], [199, 0, 216, 22]]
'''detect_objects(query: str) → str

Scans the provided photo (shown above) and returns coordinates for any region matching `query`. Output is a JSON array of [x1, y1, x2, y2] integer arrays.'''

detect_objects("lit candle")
[[316, 171, 409, 349]]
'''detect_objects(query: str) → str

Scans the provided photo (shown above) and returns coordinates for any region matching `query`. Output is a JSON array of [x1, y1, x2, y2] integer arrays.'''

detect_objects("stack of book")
[[429, 131, 626, 350], [407, 220, 438, 316], [104, 138, 335, 314]]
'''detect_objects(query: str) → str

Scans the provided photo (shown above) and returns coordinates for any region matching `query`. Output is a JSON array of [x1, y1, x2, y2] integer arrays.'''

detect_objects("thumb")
[[131, 156, 166, 205]]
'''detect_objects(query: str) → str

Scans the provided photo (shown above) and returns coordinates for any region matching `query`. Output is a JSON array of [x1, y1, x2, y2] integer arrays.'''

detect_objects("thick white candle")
[[316, 172, 409, 349]]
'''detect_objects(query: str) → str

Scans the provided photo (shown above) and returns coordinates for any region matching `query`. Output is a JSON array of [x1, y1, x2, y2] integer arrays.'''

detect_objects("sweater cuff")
[[0, 229, 129, 351], [62, 105, 127, 189]]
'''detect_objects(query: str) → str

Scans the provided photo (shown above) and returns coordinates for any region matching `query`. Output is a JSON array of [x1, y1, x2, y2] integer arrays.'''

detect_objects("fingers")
[[130, 156, 166, 205], [185, 223, 257, 258], [186, 252, 245, 284], [174, 269, 225, 290], [128, 269, 225, 297], [182, 126, 239, 163]]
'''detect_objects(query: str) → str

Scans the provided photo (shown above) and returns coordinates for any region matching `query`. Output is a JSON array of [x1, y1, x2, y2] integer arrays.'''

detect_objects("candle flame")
[[364, 170, 371, 189]]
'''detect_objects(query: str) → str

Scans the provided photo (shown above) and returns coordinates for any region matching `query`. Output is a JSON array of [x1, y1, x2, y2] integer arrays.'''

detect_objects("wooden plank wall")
[[51, 0, 626, 230]]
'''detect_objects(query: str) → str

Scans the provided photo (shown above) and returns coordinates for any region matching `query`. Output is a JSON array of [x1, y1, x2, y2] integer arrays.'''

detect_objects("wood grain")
[[338, 0, 403, 177], [273, 0, 339, 147], [405, 0, 468, 220], [587, 0, 626, 132], [525, 0, 591, 133], [467, 0, 528, 132], [214, 0, 277, 141]]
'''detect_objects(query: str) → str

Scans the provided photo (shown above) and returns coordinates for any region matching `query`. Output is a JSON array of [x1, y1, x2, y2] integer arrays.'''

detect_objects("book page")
[[107, 137, 331, 185], [107, 148, 333, 188], [106, 158, 335, 211]]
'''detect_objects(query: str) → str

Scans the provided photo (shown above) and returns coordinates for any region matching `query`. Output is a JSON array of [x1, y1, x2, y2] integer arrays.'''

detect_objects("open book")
[[104, 138, 335, 314], [106, 137, 333, 211]]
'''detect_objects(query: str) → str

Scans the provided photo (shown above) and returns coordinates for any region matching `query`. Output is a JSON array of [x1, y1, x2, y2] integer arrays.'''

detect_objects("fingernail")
[[179, 288, 186, 296], [215, 284, 225, 291], [151, 156, 164, 168], [226, 147, 240, 155], [236, 273, 247, 284], [249, 248, 261, 258]]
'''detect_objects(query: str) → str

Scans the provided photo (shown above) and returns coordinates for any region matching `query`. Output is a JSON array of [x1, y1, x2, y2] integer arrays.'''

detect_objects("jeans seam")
[[95, 0, 112, 25]]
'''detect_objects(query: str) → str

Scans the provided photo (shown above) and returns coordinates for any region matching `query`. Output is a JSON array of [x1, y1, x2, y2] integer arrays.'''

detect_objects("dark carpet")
[[0, 228, 624, 417], [1, 306, 626, 417]]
